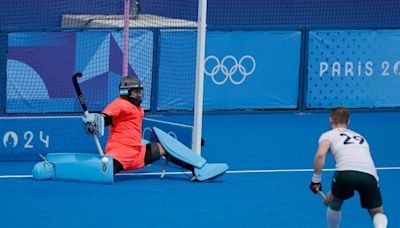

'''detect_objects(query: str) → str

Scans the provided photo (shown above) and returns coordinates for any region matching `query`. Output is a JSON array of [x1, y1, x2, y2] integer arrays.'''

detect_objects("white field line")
[[0, 167, 399, 179]]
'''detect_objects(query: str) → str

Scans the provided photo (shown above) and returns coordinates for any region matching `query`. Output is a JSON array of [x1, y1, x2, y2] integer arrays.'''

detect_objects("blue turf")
[[201, 111, 400, 170], [0, 169, 398, 227], [0, 111, 399, 227]]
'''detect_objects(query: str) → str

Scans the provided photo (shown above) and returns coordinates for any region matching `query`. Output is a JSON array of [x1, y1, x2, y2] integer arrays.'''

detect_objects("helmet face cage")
[[119, 77, 144, 106], [119, 77, 143, 97]]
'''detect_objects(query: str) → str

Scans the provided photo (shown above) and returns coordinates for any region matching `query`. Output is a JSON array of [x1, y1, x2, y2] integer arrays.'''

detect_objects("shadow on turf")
[[114, 172, 227, 183]]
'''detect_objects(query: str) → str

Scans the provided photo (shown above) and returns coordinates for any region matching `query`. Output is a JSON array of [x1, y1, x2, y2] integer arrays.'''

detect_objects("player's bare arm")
[[313, 140, 330, 175], [309, 140, 330, 194]]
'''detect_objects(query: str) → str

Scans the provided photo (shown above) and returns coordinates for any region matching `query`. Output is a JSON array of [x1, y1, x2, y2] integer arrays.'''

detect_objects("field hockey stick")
[[318, 191, 329, 206], [72, 72, 104, 156], [318, 191, 327, 200]]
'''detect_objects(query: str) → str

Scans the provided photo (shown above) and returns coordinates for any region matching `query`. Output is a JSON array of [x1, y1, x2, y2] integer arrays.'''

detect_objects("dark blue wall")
[[205, 0, 400, 27], [0, 0, 125, 28], [139, 0, 400, 27], [2, 0, 400, 29]]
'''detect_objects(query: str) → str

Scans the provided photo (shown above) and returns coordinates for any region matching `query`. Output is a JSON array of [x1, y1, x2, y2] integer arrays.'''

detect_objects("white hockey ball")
[[101, 156, 109, 164]]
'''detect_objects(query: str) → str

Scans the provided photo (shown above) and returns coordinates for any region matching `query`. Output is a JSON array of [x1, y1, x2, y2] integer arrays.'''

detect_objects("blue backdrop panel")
[[307, 30, 400, 108], [156, 31, 197, 110], [7, 32, 77, 113], [0, 117, 103, 161], [0, 115, 192, 161], [6, 31, 153, 113], [204, 31, 301, 109], [0, 31, 6, 115]]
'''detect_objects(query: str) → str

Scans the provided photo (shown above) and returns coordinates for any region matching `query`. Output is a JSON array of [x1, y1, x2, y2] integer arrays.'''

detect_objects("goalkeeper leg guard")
[[152, 127, 228, 181], [46, 153, 113, 184]]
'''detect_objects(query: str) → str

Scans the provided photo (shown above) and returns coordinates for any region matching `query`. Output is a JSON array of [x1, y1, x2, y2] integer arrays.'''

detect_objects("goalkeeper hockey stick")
[[72, 72, 105, 156]]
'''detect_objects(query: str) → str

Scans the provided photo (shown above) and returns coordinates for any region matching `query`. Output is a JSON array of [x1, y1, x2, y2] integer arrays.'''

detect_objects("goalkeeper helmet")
[[119, 77, 143, 107]]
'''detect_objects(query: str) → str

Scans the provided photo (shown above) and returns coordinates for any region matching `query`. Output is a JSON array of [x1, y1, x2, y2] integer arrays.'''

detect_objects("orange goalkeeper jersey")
[[102, 97, 146, 170]]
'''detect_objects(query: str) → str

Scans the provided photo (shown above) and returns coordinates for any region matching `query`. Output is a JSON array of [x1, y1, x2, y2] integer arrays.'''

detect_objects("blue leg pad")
[[46, 153, 114, 184], [153, 127, 206, 168], [194, 163, 229, 181]]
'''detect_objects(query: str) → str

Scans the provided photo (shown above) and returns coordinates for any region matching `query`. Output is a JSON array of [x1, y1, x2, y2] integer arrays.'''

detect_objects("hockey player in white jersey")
[[309, 107, 388, 228]]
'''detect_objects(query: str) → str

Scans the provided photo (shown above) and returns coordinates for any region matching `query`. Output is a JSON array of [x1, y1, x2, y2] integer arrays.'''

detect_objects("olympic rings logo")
[[204, 55, 256, 85]]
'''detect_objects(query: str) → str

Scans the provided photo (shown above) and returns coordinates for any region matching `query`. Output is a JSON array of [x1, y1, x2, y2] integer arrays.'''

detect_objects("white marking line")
[[227, 167, 400, 173], [0, 175, 32, 178], [0, 116, 78, 119], [1, 167, 399, 179], [144, 118, 193, 128]]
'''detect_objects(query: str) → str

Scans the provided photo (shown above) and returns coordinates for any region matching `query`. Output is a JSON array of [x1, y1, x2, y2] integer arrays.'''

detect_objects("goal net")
[[5, 0, 202, 148]]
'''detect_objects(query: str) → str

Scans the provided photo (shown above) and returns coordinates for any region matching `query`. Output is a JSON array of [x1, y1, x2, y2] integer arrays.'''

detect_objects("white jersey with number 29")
[[319, 128, 378, 181]]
